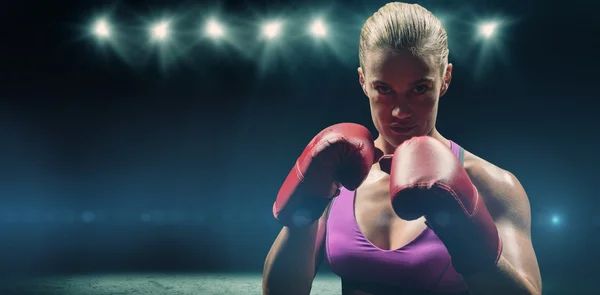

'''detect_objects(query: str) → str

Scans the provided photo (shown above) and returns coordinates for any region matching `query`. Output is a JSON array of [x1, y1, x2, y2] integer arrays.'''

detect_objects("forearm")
[[462, 255, 540, 295], [262, 224, 319, 295]]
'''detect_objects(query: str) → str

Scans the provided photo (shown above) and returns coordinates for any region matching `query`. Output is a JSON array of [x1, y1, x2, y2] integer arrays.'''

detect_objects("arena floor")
[[0, 273, 589, 294]]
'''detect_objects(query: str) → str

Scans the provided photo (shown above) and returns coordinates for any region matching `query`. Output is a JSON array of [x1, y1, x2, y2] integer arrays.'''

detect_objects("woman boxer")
[[263, 2, 541, 294]]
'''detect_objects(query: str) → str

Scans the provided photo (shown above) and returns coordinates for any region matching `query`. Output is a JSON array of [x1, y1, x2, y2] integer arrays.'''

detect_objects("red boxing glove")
[[389, 136, 502, 275], [274, 123, 380, 228]]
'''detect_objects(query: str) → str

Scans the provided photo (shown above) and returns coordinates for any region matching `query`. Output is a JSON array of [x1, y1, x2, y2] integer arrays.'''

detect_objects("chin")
[[384, 133, 412, 148], [384, 129, 431, 147]]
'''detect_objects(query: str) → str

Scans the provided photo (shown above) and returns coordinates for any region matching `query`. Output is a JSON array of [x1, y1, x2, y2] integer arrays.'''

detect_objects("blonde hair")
[[359, 2, 449, 75]]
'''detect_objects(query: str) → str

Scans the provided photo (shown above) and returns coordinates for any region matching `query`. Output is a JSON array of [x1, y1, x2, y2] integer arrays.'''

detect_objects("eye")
[[375, 85, 391, 94], [414, 84, 429, 94]]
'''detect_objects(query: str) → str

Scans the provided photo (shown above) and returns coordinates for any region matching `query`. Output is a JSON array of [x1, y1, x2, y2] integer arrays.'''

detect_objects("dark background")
[[0, 0, 597, 287]]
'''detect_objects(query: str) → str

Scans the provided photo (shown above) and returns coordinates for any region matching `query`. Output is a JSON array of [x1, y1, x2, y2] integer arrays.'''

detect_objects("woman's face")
[[358, 49, 452, 148]]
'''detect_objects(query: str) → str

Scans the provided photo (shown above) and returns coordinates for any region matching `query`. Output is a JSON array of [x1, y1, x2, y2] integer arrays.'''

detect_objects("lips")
[[388, 123, 417, 134]]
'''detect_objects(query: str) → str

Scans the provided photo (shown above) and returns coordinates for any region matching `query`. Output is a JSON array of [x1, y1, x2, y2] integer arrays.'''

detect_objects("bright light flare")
[[480, 22, 498, 38], [262, 21, 282, 40], [93, 19, 110, 38], [310, 19, 327, 37], [551, 214, 561, 226], [205, 20, 225, 38], [152, 21, 170, 40]]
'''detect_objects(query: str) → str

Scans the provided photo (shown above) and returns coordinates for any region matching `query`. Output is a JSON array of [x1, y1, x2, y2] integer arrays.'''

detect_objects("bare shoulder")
[[462, 149, 531, 232]]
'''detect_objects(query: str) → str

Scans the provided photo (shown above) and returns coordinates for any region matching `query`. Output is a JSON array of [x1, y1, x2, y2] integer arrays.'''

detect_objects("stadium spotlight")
[[479, 21, 498, 38], [262, 21, 282, 40], [310, 19, 327, 37], [93, 19, 111, 38], [151, 21, 170, 41], [205, 19, 225, 38]]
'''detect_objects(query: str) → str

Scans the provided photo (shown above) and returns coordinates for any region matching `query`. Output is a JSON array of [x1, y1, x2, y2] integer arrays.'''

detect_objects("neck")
[[374, 127, 451, 155]]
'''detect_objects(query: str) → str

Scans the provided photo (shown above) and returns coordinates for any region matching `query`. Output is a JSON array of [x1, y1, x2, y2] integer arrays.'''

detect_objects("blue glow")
[[551, 215, 560, 225], [81, 211, 96, 223]]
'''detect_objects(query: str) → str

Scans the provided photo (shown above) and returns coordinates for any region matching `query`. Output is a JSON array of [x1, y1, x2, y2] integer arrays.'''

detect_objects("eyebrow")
[[372, 78, 434, 85]]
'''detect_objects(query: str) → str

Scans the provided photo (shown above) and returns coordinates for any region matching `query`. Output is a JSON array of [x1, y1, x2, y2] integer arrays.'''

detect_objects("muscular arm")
[[463, 167, 542, 295], [262, 203, 330, 295]]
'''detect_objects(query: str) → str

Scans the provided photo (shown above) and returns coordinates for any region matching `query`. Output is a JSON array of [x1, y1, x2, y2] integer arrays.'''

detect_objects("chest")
[[324, 186, 467, 291], [353, 177, 427, 251]]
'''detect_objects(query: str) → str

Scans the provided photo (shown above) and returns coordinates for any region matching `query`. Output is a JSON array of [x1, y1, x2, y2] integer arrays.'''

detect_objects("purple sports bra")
[[324, 140, 469, 294]]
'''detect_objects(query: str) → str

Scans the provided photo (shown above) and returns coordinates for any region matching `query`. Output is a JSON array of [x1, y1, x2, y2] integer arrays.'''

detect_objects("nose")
[[391, 103, 411, 119]]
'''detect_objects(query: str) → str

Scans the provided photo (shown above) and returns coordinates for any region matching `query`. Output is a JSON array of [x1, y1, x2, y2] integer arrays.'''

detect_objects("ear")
[[439, 63, 453, 97], [358, 67, 368, 97]]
